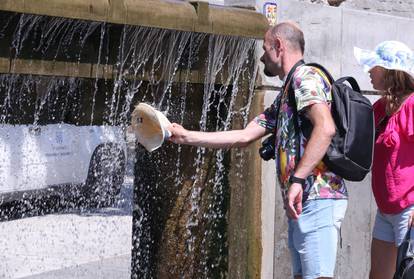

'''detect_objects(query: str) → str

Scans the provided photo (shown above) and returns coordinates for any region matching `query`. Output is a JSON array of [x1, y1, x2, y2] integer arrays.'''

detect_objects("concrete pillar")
[[228, 89, 264, 279]]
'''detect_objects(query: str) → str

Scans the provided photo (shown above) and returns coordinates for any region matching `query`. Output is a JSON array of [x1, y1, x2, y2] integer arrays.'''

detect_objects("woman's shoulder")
[[403, 93, 414, 107], [398, 93, 414, 118], [396, 93, 414, 140]]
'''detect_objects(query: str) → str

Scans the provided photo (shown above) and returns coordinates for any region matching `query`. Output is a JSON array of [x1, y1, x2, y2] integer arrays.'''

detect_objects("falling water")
[[0, 10, 259, 279]]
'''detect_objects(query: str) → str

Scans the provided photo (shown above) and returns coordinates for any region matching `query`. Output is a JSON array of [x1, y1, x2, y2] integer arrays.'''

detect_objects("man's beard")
[[264, 68, 276, 77]]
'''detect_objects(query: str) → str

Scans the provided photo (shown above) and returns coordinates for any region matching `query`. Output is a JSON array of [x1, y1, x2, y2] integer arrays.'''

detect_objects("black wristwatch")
[[289, 175, 306, 186]]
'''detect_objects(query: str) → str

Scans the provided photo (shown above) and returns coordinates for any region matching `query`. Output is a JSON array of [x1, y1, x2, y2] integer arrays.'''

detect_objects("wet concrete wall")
[[132, 82, 263, 278], [128, 33, 263, 278]]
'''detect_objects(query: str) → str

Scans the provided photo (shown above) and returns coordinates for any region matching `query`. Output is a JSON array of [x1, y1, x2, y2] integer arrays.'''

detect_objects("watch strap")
[[289, 175, 306, 185]]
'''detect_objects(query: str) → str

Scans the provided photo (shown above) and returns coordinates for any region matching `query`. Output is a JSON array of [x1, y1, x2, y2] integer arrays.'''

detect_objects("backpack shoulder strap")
[[304, 64, 361, 93], [287, 62, 334, 140], [336, 76, 361, 92], [304, 63, 334, 84]]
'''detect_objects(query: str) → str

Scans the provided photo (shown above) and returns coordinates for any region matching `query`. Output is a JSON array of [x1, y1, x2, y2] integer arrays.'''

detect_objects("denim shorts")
[[288, 199, 348, 279], [372, 205, 414, 247]]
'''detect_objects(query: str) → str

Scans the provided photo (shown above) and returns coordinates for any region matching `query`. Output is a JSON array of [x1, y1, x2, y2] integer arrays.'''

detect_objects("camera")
[[259, 134, 276, 161]]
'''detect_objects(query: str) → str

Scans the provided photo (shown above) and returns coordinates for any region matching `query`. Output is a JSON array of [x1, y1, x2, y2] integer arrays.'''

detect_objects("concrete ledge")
[[0, 0, 109, 22], [1, 58, 213, 84], [0, 58, 10, 73], [121, 0, 196, 32], [0, 0, 268, 39], [91, 64, 113, 80], [9, 59, 93, 79], [208, 4, 267, 38]]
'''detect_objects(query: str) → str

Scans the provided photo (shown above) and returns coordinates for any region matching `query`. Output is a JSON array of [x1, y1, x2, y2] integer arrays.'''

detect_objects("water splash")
[[0, 12, 259, 278]]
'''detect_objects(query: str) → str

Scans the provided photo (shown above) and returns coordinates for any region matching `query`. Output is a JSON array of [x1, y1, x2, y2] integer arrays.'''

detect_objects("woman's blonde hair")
[[383, 70, 414, 115]]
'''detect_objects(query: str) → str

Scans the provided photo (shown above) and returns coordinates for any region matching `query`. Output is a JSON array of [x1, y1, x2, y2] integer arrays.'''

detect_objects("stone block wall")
[[224, 0, 414, 19], [299, 0, 414, 18], [224, 0, 254, 7], [340, 0, 414, 18]]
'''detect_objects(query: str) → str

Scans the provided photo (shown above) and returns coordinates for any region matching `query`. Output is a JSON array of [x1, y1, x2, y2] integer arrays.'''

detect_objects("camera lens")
[[259, 134, 276, 161]]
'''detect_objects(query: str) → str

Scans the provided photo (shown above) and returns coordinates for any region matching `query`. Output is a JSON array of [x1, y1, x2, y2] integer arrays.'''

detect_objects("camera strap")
[[275, 59, 305, 131], [285, 61, 305, 164], [278, 59, 305, 156], [284, 59, 305, 91]]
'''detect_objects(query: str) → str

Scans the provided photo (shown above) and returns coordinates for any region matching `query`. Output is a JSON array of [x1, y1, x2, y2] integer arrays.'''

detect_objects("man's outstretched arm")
[[168, 120, 267, 149]]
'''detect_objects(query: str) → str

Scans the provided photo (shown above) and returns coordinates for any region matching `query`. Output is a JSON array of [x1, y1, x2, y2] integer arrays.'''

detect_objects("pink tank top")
[[372, 94, 414, 214]]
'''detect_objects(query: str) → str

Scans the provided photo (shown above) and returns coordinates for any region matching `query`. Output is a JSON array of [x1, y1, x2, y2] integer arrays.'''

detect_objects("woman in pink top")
[[355, 41, 414, 279]]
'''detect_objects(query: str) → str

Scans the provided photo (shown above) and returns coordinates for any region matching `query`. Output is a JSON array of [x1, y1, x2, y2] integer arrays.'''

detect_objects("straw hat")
[[354, 40, 414, 77], [131, 103, 171, 152]]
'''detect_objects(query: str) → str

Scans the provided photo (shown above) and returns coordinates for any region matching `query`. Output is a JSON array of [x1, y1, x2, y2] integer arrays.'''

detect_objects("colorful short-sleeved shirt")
[[255, 65, 347, 201]]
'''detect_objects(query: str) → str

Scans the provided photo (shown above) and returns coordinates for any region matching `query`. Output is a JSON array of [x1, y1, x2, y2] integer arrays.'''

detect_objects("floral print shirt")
[[255, 65, 348, 201]]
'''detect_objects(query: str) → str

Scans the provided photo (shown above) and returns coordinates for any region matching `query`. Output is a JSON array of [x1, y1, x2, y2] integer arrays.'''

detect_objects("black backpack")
[[394, 228, 414, 279], [289, 63, 375, 181]]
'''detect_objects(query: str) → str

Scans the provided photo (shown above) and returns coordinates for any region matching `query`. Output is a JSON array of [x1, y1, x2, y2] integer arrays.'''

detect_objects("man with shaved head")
[[169, 22, 347, 279]]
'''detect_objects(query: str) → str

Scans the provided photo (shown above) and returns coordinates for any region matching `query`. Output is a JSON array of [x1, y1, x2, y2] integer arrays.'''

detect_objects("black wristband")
[[289, 175, 306, 186]]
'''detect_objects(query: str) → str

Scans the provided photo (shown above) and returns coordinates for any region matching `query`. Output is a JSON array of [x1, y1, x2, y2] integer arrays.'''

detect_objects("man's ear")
[[274, 37, 284, 54]]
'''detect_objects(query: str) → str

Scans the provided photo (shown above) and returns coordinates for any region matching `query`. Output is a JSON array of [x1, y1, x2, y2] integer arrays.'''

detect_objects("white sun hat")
[[354, 40, 414, 77], [131, 103, 172, 152]]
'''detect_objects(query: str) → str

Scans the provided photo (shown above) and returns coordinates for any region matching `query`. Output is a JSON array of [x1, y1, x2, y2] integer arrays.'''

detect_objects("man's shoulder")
[[293, 65, 325, 79], [291, 64, 331, 93]]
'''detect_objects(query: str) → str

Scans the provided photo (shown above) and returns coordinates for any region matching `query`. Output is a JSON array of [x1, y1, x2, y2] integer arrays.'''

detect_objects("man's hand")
[[286, 183, 303, 219], [167, 123, 189, 145], [409, 210, 414, 227]]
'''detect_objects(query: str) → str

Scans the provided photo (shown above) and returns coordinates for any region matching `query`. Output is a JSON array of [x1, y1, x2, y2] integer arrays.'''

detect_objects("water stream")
[[0, 11, 258, 278]]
